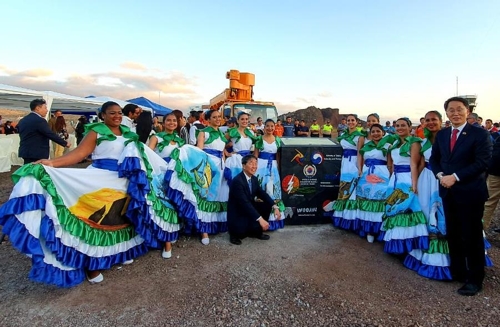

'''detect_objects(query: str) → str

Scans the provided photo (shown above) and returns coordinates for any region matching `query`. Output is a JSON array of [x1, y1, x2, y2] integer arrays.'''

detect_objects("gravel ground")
[[1, 165, 499, 327]]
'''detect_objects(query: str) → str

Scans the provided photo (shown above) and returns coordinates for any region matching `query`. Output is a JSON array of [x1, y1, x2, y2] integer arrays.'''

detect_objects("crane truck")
[[208, 70, 279, 123]]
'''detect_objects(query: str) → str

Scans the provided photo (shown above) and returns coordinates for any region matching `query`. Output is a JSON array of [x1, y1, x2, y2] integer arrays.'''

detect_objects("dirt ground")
[[1, 165, 499, 327]]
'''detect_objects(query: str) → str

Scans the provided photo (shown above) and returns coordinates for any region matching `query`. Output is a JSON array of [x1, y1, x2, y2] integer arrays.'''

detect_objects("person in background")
[[384, 120, 395, 134], [445, 120, 451, 128], [255, 117, 265, 135], [430, 96, 491, 296], [321, 120, 333, 138], [0, 115, 3, 133], [75, 116, 87, 145], [482, 129, 500, 231], [54, 116, 69, 158], [171, 110, 189, 144], [297, 120, 309, 137], [188, 110, 204, 145], [48, 110, 62, 133], [415, 117, 426, 138], [293, 119, 301, 136], [4, 121, 17, 134], [283, 116, 295, 137], [135, 111, 153, 144], [337, 117, 347, 135], [466, 113, 482, 128], [485, 119, 498, 134], [219, 117, 236, 134], [274, 119, 284, 137], [310, 118, 320, 137], [121, 104, 141, 133], [477, 117, 484, 128], [153, 116, 163, 133]]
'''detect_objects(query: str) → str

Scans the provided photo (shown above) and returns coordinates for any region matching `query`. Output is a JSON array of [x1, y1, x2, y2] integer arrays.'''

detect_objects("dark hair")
[[286, 116, 291, 119], [264, 119, 275, 125], [241, 154, 258, 166], [99, 101, 121, 119], [478, 116, 483, 120], [425, 110, 442, 122], [30, 99, 46, 111], [444, 96, 469, 110], [257, 116, 262, 121], [171, 110, 183, 134], [123, 103, 140, 117], [370, 123, 385, 134], [136, 111, 153, 143], [237, 111, 250, 120], [277, 119, 282, 122], [367, 113, 380, 122], [397, 117, 412, 127], [494, 123, 500, 128], [55, 116, 66, 131], [205, 110, 219, 120], [190, 110, 201, 120], [346, 114, 357, 120], [486, 119, 493, 124]]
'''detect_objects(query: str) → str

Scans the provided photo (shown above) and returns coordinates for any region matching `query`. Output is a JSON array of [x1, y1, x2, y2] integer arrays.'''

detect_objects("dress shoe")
[[457, 283, 482, 296], [230, 238, 242, 245], [86, 272, 104, 284], [257, 234, 270, 240], [162, 249, 172, 259]]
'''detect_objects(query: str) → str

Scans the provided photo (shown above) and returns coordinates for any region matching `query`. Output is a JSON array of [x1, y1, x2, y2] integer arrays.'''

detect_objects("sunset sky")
[[1, 0, 499, 122]]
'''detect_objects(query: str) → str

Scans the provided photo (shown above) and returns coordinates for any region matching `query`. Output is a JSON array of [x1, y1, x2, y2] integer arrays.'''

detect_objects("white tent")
[[0, 84, 153, 116]]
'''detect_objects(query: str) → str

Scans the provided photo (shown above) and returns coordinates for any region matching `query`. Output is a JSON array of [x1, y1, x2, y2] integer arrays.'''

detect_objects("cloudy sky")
[[1, 0, 499, 121]]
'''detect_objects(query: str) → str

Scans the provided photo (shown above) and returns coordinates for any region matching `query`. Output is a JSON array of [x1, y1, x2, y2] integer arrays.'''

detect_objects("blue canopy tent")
[[126, 97, 172, 117]]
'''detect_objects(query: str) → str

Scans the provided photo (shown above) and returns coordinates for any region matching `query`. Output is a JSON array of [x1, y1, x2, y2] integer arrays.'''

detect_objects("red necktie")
[[450, 128, 459, 151]]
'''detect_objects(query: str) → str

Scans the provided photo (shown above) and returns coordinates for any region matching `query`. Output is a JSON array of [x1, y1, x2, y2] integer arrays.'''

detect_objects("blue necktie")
[[248, 178, 252, 193]]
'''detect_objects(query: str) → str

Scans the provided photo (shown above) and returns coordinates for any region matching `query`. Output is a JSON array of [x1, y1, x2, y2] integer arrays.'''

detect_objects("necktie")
[[248, 178, 252, 193], [450, 128, 459, 151]]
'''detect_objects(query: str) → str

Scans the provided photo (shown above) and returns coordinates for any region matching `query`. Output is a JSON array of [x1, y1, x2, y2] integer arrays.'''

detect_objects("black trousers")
[[22, 158, 42, 164], [230, 202, 272, 240], [443, 192, 485, 285]]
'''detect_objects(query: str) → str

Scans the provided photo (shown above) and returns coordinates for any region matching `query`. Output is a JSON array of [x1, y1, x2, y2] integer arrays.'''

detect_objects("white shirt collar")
[[452, 122, 467, 133], [243, 172, 252, 181]]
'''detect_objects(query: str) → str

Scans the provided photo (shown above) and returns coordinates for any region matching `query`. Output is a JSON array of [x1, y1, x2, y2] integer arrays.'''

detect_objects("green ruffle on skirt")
[[333, 199, 358, 211], [382, 211, 427, 230], [357, 198, 385, 213], [426, 236, 449, 254], [12, 164, 138, 246]]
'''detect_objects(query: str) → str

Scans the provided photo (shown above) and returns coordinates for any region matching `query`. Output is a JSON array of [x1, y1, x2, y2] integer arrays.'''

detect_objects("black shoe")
[[494, 228, 500, 233], [257, 234, 270, 240], [457, 283, 482, 296], [230, 238, 242, 245]]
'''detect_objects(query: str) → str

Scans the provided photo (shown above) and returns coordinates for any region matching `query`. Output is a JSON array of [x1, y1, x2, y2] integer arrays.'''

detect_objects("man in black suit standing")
[[17, 99, 70, 164], [430, 96, 492, 296], [227, 155, 281, 245]]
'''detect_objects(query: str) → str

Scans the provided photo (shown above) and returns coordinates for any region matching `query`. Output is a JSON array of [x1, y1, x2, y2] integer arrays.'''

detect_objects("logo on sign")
[[310, 151, 324, 165], [303, 164, 317, 177], [291, 149, 305, 166], [281, 174, 300, 194]]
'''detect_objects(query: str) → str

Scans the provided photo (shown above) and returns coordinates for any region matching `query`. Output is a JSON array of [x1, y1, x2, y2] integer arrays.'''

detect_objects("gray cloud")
[[0, 65, 202, 110]]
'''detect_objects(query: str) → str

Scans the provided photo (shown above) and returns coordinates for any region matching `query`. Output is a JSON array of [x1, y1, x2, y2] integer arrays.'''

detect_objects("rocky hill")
[[278, 106, 359, 126]]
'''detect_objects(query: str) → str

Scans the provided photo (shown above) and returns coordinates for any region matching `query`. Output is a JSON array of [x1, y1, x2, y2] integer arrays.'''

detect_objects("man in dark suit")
[[227, 155, 281, 245], [430, 96, 492, 296], [17, 99, 70, 164]]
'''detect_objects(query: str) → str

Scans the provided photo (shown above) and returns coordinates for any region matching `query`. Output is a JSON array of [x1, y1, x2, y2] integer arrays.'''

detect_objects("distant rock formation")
[[278, 106, 362, 127]]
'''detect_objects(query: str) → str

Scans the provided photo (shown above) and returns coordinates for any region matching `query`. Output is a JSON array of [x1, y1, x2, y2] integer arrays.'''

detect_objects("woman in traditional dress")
[[356, 123, 391, 243], [0, 101, 173, 287], [403, 111, 452, 280], [332, 114, 365, 231], [382, 117, 429, 254], [254, 119, 285, 230], [196, 110, 229, 245], [172, 110, 190, 145], [148, 112, 187, 259], [224, 111, 256, 185], [54, 116, 69, 158]]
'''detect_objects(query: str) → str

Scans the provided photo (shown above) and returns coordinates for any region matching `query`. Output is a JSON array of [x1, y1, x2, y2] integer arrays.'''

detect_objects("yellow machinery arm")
[[209, 70, 255, 110]]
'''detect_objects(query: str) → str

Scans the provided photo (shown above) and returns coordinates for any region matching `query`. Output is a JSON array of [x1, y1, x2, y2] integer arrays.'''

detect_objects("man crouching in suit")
[[227, 154, 281, 245], [430, 96, 492, 296]]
